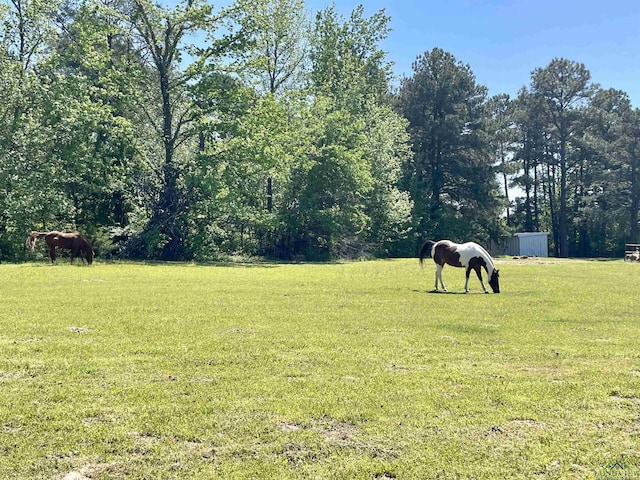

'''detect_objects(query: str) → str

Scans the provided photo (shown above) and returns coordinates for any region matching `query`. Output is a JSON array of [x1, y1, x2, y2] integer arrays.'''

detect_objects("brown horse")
[[27, 231, 94, 265]]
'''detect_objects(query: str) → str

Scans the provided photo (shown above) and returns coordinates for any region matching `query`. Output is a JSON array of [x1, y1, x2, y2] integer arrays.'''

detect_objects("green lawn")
[[0, 258, 639, 479]]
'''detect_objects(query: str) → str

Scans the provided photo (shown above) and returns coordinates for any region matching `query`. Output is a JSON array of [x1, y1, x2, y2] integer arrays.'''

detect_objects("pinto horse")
[[419, 240, 500, 293], [27, 231, 94, 265]]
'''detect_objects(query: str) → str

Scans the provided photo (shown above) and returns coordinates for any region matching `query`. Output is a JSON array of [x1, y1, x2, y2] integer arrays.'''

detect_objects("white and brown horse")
[[419, 240, 500, 293]]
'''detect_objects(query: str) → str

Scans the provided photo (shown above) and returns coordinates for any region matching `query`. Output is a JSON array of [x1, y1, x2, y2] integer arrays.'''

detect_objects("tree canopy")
[[1, 0, 638, 261]]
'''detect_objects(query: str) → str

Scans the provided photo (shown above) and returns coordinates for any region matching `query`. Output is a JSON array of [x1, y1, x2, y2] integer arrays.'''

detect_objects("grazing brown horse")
[[27, 231, 94, 265]]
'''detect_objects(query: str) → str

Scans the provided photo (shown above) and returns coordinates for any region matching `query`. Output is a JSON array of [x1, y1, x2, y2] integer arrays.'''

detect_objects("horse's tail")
[[419, 240, 436, 266]]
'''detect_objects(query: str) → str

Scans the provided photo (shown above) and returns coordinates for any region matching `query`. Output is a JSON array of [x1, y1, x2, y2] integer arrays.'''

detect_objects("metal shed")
[[506, 232, 550, 257]]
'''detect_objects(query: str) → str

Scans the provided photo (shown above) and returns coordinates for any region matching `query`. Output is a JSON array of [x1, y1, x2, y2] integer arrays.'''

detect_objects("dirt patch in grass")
[[610, 391, 640, 405], [507, 257, 559, 265], [277, 421, 303, 432], [507, 363, 570, 379], [68, 326, 92, 334], [80, 415, 107, 426], [276, 417, 356, 441], [487, 418, 548, 440], [129, 431, 162, 452], [308, 416, 357, 443], [61, 472, 89, 480], [509, 419, 547, 429], [281, 442, 324, 466], [59, 460, 121, 480], [228, 327, 257, 335], [321, 421, 357, 443], [275, 416, 398, 461]]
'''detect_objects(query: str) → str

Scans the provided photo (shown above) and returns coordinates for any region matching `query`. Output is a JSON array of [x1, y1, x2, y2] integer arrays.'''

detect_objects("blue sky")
[[307, 0, 640, 107]]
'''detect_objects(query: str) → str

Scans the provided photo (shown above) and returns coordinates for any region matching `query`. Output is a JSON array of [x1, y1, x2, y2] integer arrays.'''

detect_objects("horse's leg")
[[436, 264, 447, 291], [440, 265, 448, 291], [49, 246, 56, 264], [71, 246, 84, 264], [464, 266, 472, 293], [475, 267, 488, 293]]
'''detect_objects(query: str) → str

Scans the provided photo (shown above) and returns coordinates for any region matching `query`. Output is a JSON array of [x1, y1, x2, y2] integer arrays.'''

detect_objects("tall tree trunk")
[[558, 135, 569, 257], [430, 139, 443, 237], [546, 161, 559, 257], [531, 163, 538, 231], [523, 143, 533, 231], [631, 163, 640, 243], [125, 0, 210, 260], [502, 154, 511, 226], [158, 71, 184, 260]]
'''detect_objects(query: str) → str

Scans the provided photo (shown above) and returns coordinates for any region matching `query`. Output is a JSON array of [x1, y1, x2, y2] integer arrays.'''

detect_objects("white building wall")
[[514, 232, 549, 257]]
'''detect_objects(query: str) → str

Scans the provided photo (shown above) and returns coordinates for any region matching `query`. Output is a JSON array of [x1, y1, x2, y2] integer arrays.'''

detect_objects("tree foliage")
[[1, 1, 638, 261], [397, 48, 501, 246], [509, 58, 639, 257]]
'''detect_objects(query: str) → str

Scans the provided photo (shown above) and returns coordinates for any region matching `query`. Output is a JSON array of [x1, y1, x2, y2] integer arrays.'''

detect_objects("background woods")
[[1, 0, 639, 261]]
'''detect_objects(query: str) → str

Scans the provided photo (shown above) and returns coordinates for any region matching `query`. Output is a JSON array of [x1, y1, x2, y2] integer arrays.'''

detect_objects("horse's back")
[[44, 231, 87, 249], [455, 241, 493, 266], [429, 239, 494, 267]]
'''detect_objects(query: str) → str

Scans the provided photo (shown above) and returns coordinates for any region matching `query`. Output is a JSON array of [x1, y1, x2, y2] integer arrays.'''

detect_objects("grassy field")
[[0, 258, 639, 479]]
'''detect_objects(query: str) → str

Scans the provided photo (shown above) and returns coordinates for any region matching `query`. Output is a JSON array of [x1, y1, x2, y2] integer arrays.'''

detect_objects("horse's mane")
[[473, 242, 496, 271]]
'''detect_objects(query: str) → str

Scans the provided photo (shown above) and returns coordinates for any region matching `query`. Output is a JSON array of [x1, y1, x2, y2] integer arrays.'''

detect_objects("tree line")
[[1, 0, 638, 261]]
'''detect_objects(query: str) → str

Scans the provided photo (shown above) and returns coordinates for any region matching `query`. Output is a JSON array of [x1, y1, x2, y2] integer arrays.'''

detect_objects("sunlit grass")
[[0, 258, 639, 478]]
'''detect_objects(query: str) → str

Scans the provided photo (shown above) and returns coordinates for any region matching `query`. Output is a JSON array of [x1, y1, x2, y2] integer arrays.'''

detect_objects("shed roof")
[[513, 232, 550, 237]]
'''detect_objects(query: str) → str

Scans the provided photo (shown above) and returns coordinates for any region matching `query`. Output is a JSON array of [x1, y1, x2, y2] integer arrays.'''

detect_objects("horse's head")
[[85, 248, 94, 265], [489, 269, 500, 293], [81, 238, 95, 265], [26, 231, 40, 251]]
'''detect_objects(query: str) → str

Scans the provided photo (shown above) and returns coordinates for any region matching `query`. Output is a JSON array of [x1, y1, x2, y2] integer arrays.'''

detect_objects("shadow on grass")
[[411, 289, 479, 295]]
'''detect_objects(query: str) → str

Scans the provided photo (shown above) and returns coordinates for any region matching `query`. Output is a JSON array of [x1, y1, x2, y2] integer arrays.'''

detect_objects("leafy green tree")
[[531, 58, 593, 257], [362, 104, 413, 256], [486, 94, 517, 226], [508, 64, 636, 257], [0, 0, 64, 258], [121, 0, 214, 259], [625, 109, 640, 244], [3, 0, 59, 71], [510, 87, 548, 233], [50, 0, 142, 230], [311, 4, 391, 110], [233, 0, 310, 222], [190, 82, 303, 258], [233, 0, 310, 95], [397, 47, 500, 244], [577, 88, 640, 253], [288, 3, 411, 258], [288, 99, 372, 259]]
